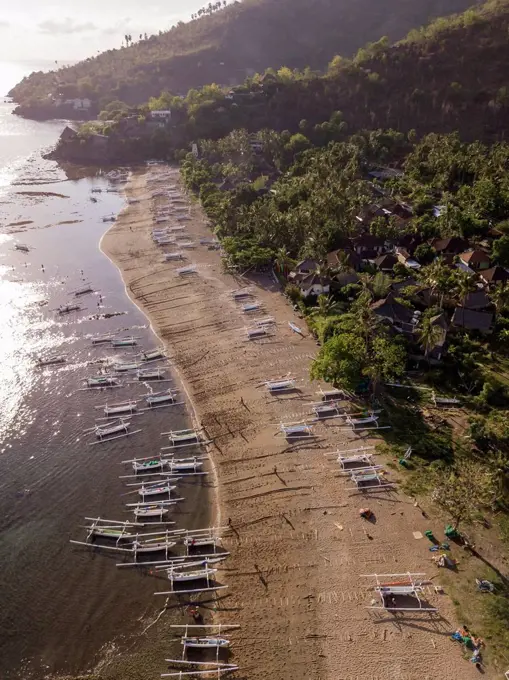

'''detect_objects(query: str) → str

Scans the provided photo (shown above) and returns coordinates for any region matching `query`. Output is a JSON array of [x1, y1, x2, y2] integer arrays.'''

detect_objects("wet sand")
[[101, 166, 480, 680]]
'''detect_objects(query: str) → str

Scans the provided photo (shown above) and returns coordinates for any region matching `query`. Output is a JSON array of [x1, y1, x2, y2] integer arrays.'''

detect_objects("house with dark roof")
[[390, 277, 418, 294], [374, 253, 398, 272], [296, 273, 331, 298], [479, 266, 509, 287], [331, 272, 359, 290], [458, 250, 490, 271], [294, 258, 317, 274], [371, 293, 415, 331], [463, 290, 491, 310], [432, 237, 468, 255], [326, 249, 361, 271], [391, 202, 413, 220], [396, 247, 421, 270], [393, 233, 422, 253], [355, 204, 388, 225], [451, 307, 493, 333], [60, 125, 78, 142], [351, 234, 385, 259]]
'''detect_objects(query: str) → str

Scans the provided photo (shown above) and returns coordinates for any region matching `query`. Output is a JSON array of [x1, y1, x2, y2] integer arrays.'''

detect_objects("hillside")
[[179, 0, 509, 145], [9, 0, 478, 117]]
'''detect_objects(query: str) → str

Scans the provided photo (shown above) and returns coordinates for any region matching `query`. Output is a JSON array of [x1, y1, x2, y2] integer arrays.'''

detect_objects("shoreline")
[[100, 165, 479, 680]]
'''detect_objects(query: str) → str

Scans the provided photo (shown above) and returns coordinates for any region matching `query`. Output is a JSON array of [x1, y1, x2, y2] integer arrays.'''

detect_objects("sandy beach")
[[100, 165, 481, 680]]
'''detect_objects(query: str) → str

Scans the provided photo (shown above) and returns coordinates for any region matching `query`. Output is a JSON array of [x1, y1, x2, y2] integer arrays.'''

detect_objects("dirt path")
[[101, 166, 482, 680]]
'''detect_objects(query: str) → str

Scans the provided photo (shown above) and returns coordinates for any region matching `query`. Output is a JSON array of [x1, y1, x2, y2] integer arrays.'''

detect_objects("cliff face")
[[9, 0, 479, 115]]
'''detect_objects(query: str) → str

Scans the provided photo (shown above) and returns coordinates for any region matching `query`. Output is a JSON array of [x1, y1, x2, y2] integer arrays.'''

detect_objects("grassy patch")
[[441, 560, 509, 672]]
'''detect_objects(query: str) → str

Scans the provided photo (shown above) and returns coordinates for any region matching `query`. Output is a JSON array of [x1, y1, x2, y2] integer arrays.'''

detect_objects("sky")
[[0, 0, 206, 63]]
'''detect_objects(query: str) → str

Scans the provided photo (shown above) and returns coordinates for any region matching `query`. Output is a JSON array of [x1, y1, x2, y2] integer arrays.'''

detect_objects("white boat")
[[127, 198, 140, 204], [104, 401, 137, 417], [140, 349, 164, 361], [86, 376, 121, 388], [138, 368, 166, 380], [58, 303, 82, 314], [154, 237, 175, 245], [168, 429, 199, 446], [133, 505, 169, 518], [170, 458, 203, 472], [132, 458, 165, 473], [132, 539, 176, 553], [102, 215, 116, 222], [182, 637, 230, 649], [90, 526, 135, 539], [169, 568, 217, 582], [113, 361, 141, 372], [139, 484, 176, 497], [95, 420, 129, 437], [91, 188, 102, 193], [111, 337, 137, 347], [146, 389, 176, 406], [37, 355, 66, 366], [15, 244, 30, 253]]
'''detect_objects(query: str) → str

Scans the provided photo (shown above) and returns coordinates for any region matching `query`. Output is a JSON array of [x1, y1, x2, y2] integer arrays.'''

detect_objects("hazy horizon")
[[0, 1, 206, 63]]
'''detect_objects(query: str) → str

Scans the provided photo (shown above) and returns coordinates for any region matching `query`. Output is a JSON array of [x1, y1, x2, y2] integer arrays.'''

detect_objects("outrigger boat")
[[168, 567, 217, 582], [88, 526, 136, 540], [161, 428, 209, 450], [111, 337, 137, 347], [138, 368, 166, 380], [113, 361, 141, 372], [86, 375, 121, 388], [183, 535, 221, 550], [139, 483, 176, 497], [86, 418, 142, 446], [101, 400, 138, 417], [58, 303, 82, 315], [73, 284, 93, 296], [15, 244, 30, 253], [145, 389, 179, 406], [92, 334, 114, 345], [133, 504, 169, 519], [37, 355, 66, 366], [182, 637, 230, 650], [132, 538, 177, 553], [94, 419, 130, 439], [140, 348, 165, 361]]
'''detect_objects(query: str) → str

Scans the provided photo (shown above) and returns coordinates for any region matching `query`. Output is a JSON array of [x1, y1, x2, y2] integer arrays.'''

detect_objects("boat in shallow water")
[[86, 375, 121, 388], [37, 355, 66, 366]]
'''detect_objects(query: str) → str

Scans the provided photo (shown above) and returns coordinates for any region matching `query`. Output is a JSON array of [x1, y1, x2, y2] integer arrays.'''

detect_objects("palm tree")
[[311, 294, 342, 317], [357, 272, 374, 299], [274, 247, 295, 277], [489, 283, 509, 313], [417, 314, 444, 366], [454, 271, 476, 307], [420, 259, 450, 307]]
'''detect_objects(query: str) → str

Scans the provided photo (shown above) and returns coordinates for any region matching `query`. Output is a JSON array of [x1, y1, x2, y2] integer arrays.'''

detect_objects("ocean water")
[[0, 100, 203, 678]]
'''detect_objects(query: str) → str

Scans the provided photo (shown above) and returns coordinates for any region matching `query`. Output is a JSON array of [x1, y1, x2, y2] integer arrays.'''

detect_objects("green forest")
[[9, 0, 475, 115]]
